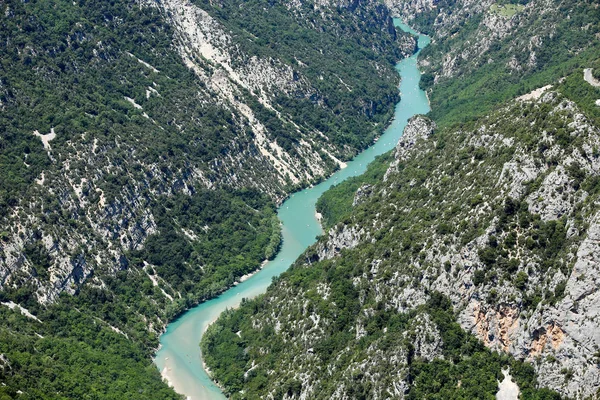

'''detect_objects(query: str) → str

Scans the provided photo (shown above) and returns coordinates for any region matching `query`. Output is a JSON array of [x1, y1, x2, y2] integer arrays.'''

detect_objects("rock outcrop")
[[385, 115, 435, 179]]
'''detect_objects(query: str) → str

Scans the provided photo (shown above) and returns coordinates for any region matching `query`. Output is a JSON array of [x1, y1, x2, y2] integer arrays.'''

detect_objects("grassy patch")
[[490, 3, 525, 18]]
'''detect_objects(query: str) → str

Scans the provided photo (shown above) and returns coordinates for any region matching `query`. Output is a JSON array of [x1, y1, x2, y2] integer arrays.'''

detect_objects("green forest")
[[418, 0, 600, 128], [316, 153, 393, 229], [0, 188, 279, 398]]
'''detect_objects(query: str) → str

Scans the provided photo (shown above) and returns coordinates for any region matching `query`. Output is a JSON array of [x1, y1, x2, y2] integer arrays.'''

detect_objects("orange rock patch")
[[530, 322, 564, 357]]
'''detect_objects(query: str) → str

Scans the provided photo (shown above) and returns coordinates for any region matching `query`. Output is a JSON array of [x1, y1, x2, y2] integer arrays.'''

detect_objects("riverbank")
[[584, 68, 600, 88], [235, 259, 269, 285]]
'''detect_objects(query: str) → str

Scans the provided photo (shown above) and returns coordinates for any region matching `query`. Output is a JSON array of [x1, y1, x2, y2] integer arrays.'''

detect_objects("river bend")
[[154, 20, 430, 400]]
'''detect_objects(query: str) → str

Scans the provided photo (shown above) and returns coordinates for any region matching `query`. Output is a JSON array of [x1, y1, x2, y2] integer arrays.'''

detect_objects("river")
[[154, 20, 430, 400]]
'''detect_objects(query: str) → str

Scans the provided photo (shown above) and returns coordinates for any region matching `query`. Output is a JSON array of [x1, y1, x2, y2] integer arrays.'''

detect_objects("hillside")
[[202, 0, 600, 398], [0, 0, 413, 304], [388, 0, 600, 125], [0, 0, 414, 397], [203, 79, 600, 399], [3, 0, 599, 397]]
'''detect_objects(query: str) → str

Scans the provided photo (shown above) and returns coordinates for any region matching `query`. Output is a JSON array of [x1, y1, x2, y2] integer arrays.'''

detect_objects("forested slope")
[[204, 78, 600, 400], [0, 0, 413, 397], [203, 0, 600, 398], [388, 0, 600, 126]]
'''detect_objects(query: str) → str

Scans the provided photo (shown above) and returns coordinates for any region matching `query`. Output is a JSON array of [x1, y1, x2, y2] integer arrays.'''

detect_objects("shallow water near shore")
[[154, 20, 430, 400]]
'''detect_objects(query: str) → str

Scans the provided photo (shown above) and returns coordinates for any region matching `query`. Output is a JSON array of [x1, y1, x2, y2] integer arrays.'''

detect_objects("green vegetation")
[[490, 3, 526, 18], [418, 0, 600, 128], [131, 189, 280, 295], [3, 0, 599, 397], [203, 55, 599, 397], [0, 188, 280, 397], [316, 153, 393, 228], [203, 287, 565, 399], [0, 0, 409, 215], [476, 198, 571, 299], [408, 294, 562, 400], [558, 63, 600, 127], [0, 0, 411, 396], [190, 0, 411, 152], [0, 298, 181, 400]]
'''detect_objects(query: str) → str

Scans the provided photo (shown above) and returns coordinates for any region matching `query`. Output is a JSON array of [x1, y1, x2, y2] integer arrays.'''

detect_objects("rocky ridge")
[[387, 0, 576, 79], [0, 0, 413, 305], [325, 91, 600, 397], [385, 0, 600, 127], [0, 1, 418, 395], [203, 84, 600, 398]]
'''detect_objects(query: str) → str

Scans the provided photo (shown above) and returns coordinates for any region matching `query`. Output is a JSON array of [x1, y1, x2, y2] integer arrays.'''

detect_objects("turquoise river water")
[[155, 20, 430, 400]]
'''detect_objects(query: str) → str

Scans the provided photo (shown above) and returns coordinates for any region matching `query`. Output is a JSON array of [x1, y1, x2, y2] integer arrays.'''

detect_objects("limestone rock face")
[[530, 212, 600, 396], [384, 0, 436, 18], [353, 184, 373, 206], [0, 354, 10, 374], [394, 115, 436, 162], [422, 92, 600, 399], [409, 314, 444, 361], [385, 115, 435, 180], [384, 0, 581, 89], [316, 224, 366, 260]]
